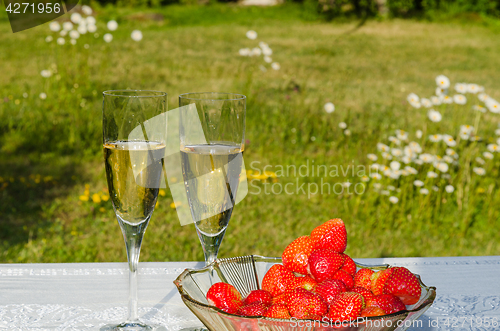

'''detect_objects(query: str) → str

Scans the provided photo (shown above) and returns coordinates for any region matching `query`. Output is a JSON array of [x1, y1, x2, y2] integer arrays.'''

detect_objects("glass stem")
[[119, 217, 150, 323]]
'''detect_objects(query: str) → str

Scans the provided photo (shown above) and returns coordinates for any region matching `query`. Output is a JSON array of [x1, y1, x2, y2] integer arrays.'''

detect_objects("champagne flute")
[[179, 92, 246, 267], [102, 90, 167, 331]]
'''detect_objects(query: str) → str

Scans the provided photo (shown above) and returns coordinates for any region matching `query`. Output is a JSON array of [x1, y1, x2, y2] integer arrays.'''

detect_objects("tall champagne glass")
[[179, 92, 246, 267], [102, 90, 167, 331]]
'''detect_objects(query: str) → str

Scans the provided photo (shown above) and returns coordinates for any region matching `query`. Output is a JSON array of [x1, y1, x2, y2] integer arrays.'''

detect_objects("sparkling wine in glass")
[[179, 92, 246, 266], [102, 90, 167, 331]]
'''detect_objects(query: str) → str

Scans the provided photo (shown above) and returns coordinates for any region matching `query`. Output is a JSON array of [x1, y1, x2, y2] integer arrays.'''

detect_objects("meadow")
[[1, 3, 500, 264]]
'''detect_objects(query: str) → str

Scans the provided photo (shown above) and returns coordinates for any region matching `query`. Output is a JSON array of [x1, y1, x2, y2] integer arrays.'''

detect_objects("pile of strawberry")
[[206, 219, 422, 322]]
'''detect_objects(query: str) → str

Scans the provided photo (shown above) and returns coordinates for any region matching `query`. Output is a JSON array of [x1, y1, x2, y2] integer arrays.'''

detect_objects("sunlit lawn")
[[1, 4, 500, 264]]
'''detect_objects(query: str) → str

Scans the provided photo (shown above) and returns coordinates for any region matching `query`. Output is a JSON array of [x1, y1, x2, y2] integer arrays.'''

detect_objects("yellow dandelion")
[[43, 176, 53, 182], [99, 207, 106, 213], [85, 184, 90, 189], [92, 193, 101, 203], [155, 200, 159, 208], [257, 174, 269, 180], [20, 177, 26, 183], [34, 178, 40, 184], [71, 230, 78, 236], [101, 194, 109, 202], [15, 99, 20, 105], [272, 178, 279, 183], [79, 195, 89, 201], [84, 189, 90, 196], [159, 189, 166, 197], [246, 170, 254, 175], [264, 171, 277, 178], [477, 187, 485, 194], [170, 201, 182, 209]]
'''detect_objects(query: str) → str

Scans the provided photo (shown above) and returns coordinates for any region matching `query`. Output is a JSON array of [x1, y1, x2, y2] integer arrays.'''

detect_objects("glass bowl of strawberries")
[[174, 219, 436, 331]]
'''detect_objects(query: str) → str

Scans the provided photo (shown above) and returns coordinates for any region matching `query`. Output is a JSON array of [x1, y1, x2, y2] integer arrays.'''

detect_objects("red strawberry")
[[360, 306, 385, 317], [332, 269, 354, 290], [351, 286, 375, 302], [354, 268, 374, 291], [282, 236, 315, 275], [308, 249, 344, 282], [327, 292, 365, 322], [310, 218, 347, 253], [290, 275, 317, 291], [272, 291, 293, 305], [371, 268, 394, 295], [313, 279, 346, 305], [366, 294, 406, 315], [341, 254, 357, 276], [237, 302, 268, 317], [287, 288, 328, 320], [243, 289, 273, 306], [206, 282, 243, 314], [264, 303, 291, 319], [262, 264, 295, 297], [383, 267, 422, 305]]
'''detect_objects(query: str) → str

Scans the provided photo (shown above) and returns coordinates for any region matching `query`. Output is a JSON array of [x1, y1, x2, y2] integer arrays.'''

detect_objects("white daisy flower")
[[414, 159, 424, 165], [39, 92, 47, 99], [446, 149, 458, 159], [342, 182, 351, 188], [324, 102, 335, 113], [367, 154, 378, 161], [77, 25, 87, 35], [57, 37, 65, 45], [415, 130, 423, 139], [395, 130, 408, 141], [420, 188, 429, 195], [442, 174, 451, 179], [251, 47, 262, 56], [386, 185, 395, 191], [103, 33, 113, 43], [262, 47, 272, 56], [390, 161, 401, 171], [381, 190, 390, 196], [467, 83, 480, 94], [407, 93, 419, 104], [432, 186, 439, 192], [401, 155, 412, 164], [70, 39, 76, 45], [370, 173, 382, 180], [63, 21, 73, 31], [427, 171, 438, 178], [483, 151, 494, 159], [436, 162, 449, 173], [421, 98, 432, 108], [443, 136, 456, 147], [409, 141, 422, 153], [391, 148, 403, 157], [70, 13, 82, 24], [487, 144, 499, 153], [338, 122, 347, 129], [442, 95, 453, 104], [271, 62, 280, 70], [264, 56, 272, 63], [310, 136, 316, 141], [370, 163, 380, 171], [388, 170, 401, 180], [413, 180, 424, 187], [82, 5, 93, 15], [373, 183, 382, 190], [445, 185, 454, 193], [84, 44, 89, 49], [473, 167, 486, 176], [344, 129, 351, 136], [361, 176, 369, 182], [460, 125, 474, 135], [419, 153, 434, 163], [86, 16, 96, 25], [428, 109, 442, 122], [60, 30, 67, 36], [495, 128, 500, 136], [107, 20, 118, 31], [246, 30, 257, 40], [87, 24, 97, 33], [478, 93, 489, 102], [485, 98, 500, 113], [382, 152, 393, 160], [428, 134, 442, 142], [436, 75, 450, 89], [131, 30, 143, 42], [389, 196, 399, 204], [496, 138, 500, 145], [23, 93, 28, 98], [453, 94, 467, 105], [443, 155, 453, 163], [388, 136, 401, 145], [435, 87, 446, 96], [69, 30, 80, 39], [405, 166, 418, 175], [454, 83, 467, 94], [49, 21, 61, 32], [239, 48, 251, 56], [377, 143, 390, 152], [475, 157, 485, 165], [258, 41, 268, 48], [45, 36, 53, 42], [470, 135, 481, 142], [40, 70, 52, 78], [430, 96, 441, 106]]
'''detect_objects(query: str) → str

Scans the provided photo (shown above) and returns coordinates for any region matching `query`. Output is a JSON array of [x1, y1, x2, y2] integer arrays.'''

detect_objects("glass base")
[[100, 322, 167, 331], [179, 328, 208, 331]]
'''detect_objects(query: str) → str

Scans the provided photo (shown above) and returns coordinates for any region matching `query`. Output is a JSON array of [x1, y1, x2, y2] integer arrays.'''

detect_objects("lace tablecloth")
[[1, 256, 499, 330]]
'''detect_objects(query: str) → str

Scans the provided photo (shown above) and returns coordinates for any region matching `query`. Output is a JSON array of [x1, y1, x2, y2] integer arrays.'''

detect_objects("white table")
[[1, 256, 499, 330]]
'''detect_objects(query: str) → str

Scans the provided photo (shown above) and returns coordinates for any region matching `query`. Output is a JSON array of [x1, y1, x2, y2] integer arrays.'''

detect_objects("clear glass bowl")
[[174, 255, 436, 331]]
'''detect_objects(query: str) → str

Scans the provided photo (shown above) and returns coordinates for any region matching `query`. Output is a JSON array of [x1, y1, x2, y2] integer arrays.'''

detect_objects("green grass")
[[1, 3, 500, 264]]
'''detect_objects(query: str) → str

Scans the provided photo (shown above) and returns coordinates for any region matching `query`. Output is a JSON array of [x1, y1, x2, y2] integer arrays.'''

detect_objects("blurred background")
[[1, 0, 500, 263]]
